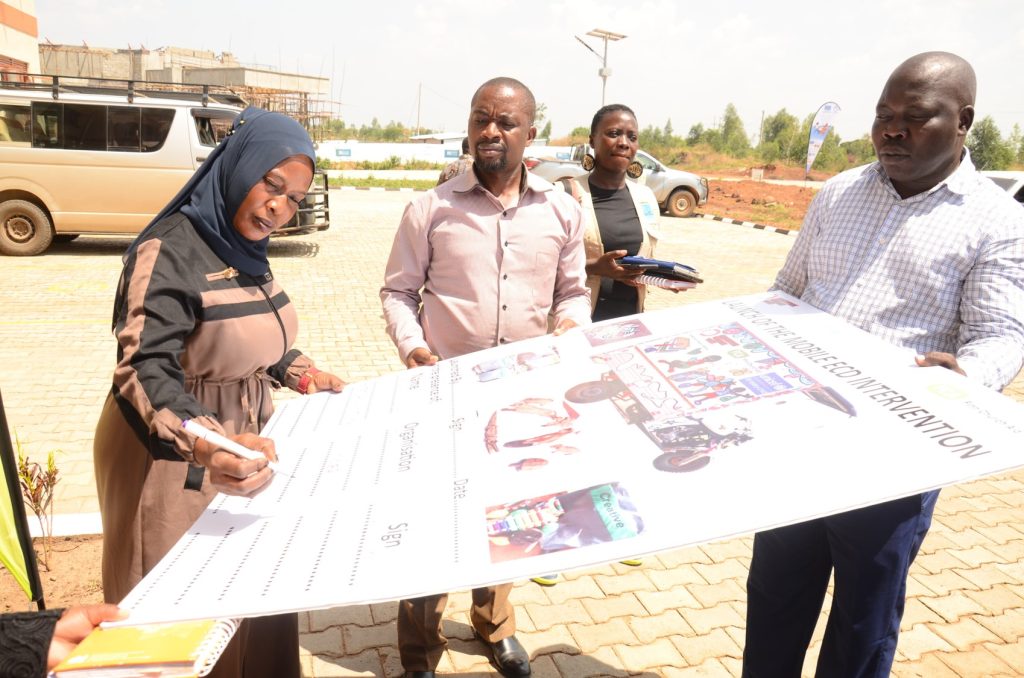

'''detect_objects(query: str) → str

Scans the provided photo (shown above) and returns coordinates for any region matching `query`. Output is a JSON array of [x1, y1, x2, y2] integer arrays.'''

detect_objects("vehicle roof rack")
[[0, 71, 247, 108]]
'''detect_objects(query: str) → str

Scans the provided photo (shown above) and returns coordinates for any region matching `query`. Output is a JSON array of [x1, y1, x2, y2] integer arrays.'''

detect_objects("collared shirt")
[[381, 165, 592, 361], [773, 151, 1024, 389]]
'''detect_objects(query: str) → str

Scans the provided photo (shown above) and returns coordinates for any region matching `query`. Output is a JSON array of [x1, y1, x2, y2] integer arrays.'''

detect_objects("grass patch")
[[742, 204, 804, 231], [321, 158, 445, 171], [329, 176, 435, 191]]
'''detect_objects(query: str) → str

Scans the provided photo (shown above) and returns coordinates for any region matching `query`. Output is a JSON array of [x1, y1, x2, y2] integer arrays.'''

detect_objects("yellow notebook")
[[52, 618, 239, 677]]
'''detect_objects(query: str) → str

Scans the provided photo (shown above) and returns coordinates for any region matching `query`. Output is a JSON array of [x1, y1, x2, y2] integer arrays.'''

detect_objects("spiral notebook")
[[636, 273, 697, 291], [51, 618, 238, 677]]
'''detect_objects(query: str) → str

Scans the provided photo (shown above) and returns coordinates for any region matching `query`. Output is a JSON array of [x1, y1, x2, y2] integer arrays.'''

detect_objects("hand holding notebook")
[[52, 618, 239, 677], [616, 256, 704, 284]]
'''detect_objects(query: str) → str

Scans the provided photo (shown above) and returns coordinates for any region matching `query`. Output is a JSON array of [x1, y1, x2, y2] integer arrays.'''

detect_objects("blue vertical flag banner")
[[0, 388, 45, 605], [806, 102, 841, 175]]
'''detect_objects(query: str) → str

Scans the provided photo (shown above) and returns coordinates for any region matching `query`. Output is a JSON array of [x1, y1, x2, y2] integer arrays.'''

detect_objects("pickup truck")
[[526, 145, 709, 218], [280, 169, 331, 235]]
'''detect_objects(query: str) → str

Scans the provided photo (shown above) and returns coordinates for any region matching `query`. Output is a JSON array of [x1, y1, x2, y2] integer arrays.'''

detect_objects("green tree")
[[664, 118, 674, 140], [540, 121, 552, 139], [788, 114, 815, 164], [840, 135, 876, 166], [700, 128, 723, 151], [639, 124, 665, 149], [323, 117, 348, 137], [1008, 123, 1024, 164], [967, 116, 1014, 170], [720, 103, 750, 156], [381, 121, 406, 142], [758, 140, 781, 163], [758, 109, 801, 161], [569, 126, 590, 138], [686, 123, 705, 146], [760, 108, 798, 144]]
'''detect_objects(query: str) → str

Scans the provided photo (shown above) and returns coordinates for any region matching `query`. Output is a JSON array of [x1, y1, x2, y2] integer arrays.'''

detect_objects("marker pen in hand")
[[182, 419, 281, 474]]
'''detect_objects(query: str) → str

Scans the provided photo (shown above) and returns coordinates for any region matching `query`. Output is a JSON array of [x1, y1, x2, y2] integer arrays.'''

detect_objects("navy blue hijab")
[[125, 106, 316, 277]]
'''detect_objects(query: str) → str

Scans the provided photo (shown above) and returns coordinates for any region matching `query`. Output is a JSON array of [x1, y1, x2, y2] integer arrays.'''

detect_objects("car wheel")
[[666, 189, 697, 218], [565, 380, 618, 403], [653, 452, 711, 473], [0, 199, 54, 256]]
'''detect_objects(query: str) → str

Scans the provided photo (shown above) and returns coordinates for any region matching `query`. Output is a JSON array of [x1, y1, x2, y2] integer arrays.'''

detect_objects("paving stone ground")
[[2, 189, 1022, 676]]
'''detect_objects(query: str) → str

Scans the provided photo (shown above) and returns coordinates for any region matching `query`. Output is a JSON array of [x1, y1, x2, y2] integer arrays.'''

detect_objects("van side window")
[[0, 104, 31, 145], [108, 107, 141, 152], [141, 108, 174, 152], [31, 102, 60, 148], [64, 104, 106, 150], [209, 117, 232, 143], [192, 110, 236, 148], [25, 103, 174, 152]]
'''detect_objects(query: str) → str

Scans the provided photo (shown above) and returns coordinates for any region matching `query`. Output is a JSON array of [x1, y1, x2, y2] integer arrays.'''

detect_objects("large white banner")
[[117, 293, 1024, 625]]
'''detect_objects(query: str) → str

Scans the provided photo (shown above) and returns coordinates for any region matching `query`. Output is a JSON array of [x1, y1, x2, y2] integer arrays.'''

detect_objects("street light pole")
[[575, 28, 626, 106]]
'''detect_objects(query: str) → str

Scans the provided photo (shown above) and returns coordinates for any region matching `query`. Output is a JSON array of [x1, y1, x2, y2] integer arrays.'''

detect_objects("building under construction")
[[38, 43, 333, 137]]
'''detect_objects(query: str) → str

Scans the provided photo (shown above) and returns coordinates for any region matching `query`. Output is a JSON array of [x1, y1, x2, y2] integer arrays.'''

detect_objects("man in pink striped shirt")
[[381, 77, 591, 678]]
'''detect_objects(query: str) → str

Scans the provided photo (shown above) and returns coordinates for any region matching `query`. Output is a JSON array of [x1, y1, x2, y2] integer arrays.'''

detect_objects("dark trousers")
[[398, 584, 516, 671], [743, 490, 939, 678]]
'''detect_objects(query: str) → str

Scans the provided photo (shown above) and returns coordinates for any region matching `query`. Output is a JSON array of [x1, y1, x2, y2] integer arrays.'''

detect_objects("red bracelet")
[[296, 368, 322, 395]]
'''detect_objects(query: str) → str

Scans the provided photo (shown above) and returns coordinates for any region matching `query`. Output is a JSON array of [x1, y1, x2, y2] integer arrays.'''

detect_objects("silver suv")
[[527, 145, 709, 218]]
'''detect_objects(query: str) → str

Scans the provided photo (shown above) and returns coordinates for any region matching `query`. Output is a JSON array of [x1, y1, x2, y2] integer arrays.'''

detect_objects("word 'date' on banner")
[[116, 292, 1024, 625]]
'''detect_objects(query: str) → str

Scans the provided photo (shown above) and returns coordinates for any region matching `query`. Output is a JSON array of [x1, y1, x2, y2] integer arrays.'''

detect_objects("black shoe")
[[483, 635, 531, 677], [404, 672, 435, 678]]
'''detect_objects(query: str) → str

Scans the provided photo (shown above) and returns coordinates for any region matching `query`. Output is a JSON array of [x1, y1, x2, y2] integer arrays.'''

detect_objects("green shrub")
[[15, 433, 60, 572], [357, 155, 402, 170]]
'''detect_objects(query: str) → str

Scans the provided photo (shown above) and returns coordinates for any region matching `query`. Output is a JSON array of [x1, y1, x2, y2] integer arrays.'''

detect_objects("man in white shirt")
[[742, 52, 1024, 678]]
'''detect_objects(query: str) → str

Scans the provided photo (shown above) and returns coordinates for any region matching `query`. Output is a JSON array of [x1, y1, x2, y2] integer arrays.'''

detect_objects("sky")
[[33, 0, 1024, 144]]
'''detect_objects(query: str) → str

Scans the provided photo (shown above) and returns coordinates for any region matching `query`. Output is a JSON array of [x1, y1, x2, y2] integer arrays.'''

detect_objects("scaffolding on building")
[[235, 88, 333, 141]]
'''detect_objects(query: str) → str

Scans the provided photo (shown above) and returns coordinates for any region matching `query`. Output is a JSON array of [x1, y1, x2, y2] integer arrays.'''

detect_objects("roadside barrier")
[[695, 212, 793, 235]]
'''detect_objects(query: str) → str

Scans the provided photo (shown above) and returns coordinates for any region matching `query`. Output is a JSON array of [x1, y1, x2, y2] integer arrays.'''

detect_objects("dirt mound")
[[700, 180, 817, 230], [0, 536, 104, 611]]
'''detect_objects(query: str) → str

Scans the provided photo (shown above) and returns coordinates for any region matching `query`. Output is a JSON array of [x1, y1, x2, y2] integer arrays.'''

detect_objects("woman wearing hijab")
[[93, 107, 343, 677]]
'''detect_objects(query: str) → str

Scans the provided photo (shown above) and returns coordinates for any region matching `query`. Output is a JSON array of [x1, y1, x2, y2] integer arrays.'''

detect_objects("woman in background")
[[575, 103, 663, 320], [534, 103, 668, 585]]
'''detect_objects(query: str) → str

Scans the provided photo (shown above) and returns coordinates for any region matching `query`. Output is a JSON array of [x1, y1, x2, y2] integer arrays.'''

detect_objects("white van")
[[0, 73, 329, 256]]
